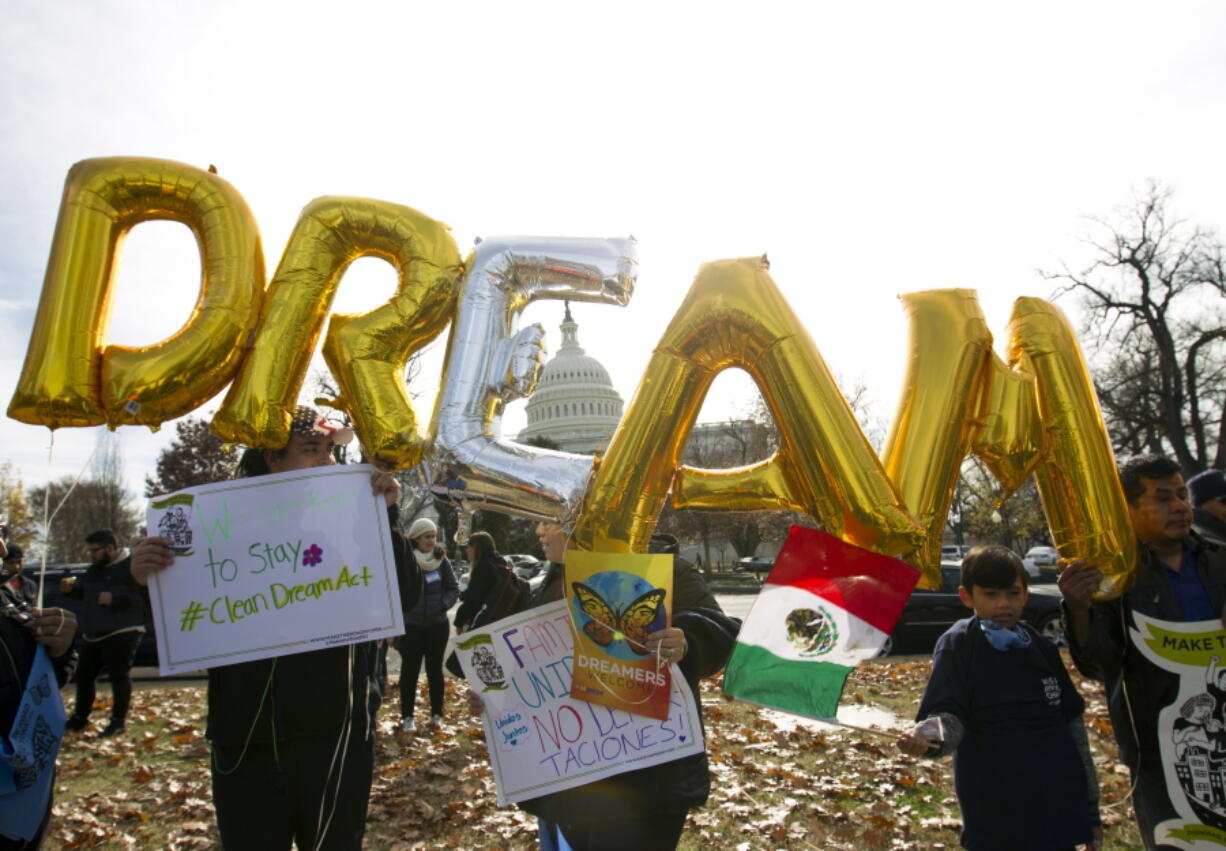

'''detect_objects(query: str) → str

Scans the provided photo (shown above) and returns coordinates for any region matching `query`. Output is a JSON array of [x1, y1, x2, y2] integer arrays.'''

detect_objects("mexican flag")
[[723, 526, 920, 720]]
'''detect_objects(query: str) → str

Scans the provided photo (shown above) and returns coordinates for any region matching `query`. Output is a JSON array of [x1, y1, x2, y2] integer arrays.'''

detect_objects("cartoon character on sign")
[[1133, 613, 1226, 847], [1167, 657, 1226, 820], [1174, 694, 1218, 762], [156, 507, 193, 553], [456, 633, 506, 692]]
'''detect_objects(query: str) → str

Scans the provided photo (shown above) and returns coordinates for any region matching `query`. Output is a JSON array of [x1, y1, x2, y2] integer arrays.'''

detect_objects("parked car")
[[881, 562, 1066, 655], [37, 562, 159, 668], [1025, 546, 1059, 566], [734, 556, 774, 575], [450, 558, 470, 592], [505, 554, 543, 580], [940, 545, 965, 561], [1023, 545, 1061, 582]]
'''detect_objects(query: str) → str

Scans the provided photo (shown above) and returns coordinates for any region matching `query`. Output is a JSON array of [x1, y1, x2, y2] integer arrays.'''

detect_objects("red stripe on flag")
[[763, 526, 920, 635]]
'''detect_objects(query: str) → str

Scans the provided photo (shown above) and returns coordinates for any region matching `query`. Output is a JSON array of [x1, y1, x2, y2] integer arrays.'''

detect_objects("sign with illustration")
[[145, 464, 404, 675], [1132, 612, 1226, 849], [564, 551, 674, 720], [456, 600, 703, 806]]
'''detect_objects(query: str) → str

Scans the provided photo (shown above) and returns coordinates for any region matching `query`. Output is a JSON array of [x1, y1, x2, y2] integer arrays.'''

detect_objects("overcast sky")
[[3, 0, 1225, 505]]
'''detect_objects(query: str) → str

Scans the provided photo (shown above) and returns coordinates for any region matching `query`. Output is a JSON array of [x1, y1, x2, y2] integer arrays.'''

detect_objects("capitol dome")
[[518, 303, 624, 453]]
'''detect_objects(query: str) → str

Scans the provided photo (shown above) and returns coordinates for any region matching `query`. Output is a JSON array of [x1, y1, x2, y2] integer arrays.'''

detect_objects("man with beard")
[[61, 530, 146, 737]]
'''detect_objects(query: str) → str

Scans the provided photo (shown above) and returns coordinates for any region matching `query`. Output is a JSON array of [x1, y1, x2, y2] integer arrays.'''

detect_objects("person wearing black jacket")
[[524, 523, 739, 851], [1061, 456, 1226, 849], [130, 407, 421, 851], [0, 599, 78, 849], [62, 530, 146, 737], [453, 531, 513, 632]]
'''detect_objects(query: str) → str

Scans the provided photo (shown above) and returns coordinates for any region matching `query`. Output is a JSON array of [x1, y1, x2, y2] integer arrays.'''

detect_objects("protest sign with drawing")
[[145, 464, 404, 675], [456, 599, 704, 806], [1131, 613, 1226, 849], [564, 551, 675, 720]]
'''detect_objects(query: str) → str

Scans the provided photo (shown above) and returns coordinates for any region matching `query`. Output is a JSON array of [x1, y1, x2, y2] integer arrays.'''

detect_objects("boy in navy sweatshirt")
[[897, 546, 1102, 850]]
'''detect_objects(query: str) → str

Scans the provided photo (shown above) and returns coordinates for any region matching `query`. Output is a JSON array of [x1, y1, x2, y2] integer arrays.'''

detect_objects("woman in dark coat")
[[453, 531, 514, 633]]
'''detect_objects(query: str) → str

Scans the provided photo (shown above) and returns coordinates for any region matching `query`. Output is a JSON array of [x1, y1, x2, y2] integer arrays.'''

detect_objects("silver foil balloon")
[[431, 236, 636, 521]]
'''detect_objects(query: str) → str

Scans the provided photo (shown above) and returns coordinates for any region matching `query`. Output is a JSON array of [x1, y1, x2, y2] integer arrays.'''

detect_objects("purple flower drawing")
[[302, 544, 323, 567]]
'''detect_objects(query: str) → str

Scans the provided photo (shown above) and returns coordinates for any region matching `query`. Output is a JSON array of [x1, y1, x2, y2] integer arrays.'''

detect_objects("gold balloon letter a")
[[212, 197, 462, 465], [8, 157, 264, 429], [571, 256, 925, 559]]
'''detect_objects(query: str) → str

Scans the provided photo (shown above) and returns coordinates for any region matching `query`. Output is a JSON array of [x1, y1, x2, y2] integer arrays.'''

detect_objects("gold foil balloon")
[[880, 290, 991, 583], [8, 157, 264, 429], [971, 352, 1044, 493], [1008, 297, 1136, 597], [212, 197, 462, 453], [573, 256, 923, 559]]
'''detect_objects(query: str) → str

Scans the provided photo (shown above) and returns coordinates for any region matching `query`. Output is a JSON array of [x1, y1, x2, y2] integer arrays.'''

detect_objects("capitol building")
[[517, 303, 625, 453], [516, 304, 776, 568]]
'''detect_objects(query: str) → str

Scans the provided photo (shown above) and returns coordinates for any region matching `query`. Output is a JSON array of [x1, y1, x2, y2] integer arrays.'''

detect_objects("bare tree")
[[28, 434, 141, 561], [947, 460, 1049, 554], [1046, 182, 1226, 472]]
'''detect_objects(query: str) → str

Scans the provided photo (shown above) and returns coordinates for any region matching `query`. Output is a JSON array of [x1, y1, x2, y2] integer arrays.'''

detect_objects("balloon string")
[[36, 432, 99, 608]]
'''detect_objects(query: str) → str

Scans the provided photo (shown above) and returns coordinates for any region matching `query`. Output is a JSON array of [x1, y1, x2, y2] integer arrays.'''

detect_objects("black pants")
[[211, 725, 374, 851], [398, 621, 449, 719], [557, 811, 688, 851], [72, 630, 141, 723]]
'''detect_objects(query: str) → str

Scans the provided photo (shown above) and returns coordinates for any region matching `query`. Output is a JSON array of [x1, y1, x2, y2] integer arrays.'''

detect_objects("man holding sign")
[[130, 407, 420, 851], [1061, 456, 1226, 849]]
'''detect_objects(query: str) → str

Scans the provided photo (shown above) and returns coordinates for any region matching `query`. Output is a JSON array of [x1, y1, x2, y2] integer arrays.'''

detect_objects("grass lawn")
[[44, 655, 1142, 849]]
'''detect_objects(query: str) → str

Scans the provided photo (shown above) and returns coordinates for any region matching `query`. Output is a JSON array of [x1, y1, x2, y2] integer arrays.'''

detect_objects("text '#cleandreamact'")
[[178, 565, 374, 631]]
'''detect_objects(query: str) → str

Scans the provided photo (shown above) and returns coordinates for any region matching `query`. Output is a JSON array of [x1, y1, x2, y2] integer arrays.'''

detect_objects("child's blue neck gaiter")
[[979, 618, 1032, 651]]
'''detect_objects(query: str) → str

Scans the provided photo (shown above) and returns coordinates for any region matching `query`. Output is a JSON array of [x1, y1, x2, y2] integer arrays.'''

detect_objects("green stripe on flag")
[[723, 642, 853, 720]]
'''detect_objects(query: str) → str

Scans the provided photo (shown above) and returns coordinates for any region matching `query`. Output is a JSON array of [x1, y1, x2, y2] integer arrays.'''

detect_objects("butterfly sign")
[[565, 551, 675, 720]]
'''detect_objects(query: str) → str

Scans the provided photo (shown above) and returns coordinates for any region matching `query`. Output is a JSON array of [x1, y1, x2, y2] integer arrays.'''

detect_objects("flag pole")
[[830, 719, 899, 741]]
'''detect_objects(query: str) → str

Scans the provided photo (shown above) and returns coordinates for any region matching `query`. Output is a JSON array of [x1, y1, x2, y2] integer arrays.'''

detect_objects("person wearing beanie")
[[1189, 469, 1226, 547], [397, 516, 459, 733]]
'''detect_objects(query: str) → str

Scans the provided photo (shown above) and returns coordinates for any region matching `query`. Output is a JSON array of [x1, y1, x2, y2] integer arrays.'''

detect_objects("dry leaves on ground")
[[44, 653, 1142, 850]]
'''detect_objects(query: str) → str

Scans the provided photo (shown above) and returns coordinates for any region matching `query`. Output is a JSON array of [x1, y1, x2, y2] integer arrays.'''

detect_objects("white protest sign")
[[1131, 613, 1226, 849], [145, 464, 404, 675], [457, 600, 704, 805]]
